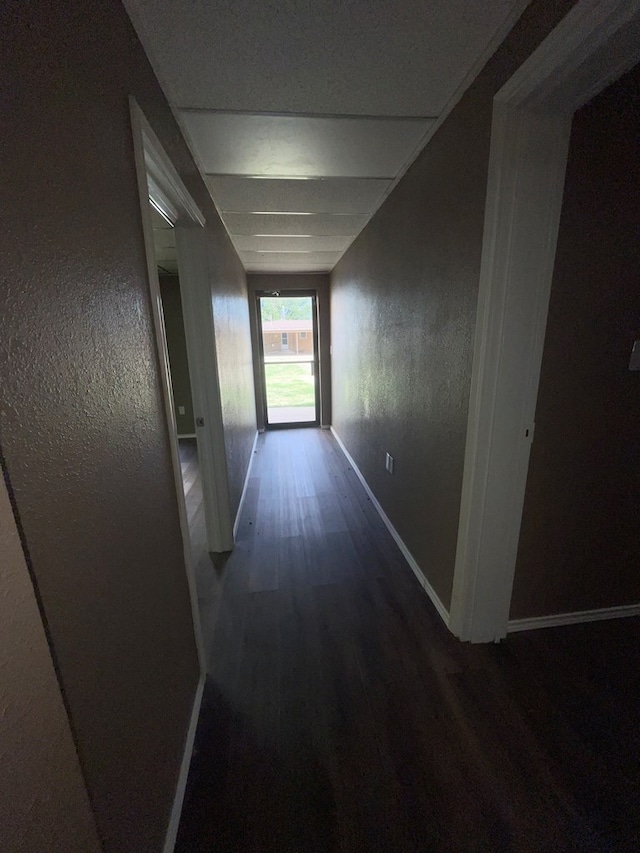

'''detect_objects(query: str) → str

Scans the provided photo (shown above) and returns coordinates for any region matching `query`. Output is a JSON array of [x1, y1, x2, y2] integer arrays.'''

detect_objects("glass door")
[[257, 291, 320, 428]]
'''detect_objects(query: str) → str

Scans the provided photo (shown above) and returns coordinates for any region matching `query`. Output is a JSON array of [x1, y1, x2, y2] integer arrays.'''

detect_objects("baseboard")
[[233, 430, 259, 540], [320, 424, 331, 430], [330, 427, 450, 628], [163, 674, 205, 853], [177, 433, 196, 439], [508, 603, 640, 633]]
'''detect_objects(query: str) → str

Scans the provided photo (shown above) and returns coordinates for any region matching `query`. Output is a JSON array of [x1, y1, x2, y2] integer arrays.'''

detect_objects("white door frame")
[[130, 95, 235, 643], [449, 0, 640, 643], [174, 226, 234, 550]]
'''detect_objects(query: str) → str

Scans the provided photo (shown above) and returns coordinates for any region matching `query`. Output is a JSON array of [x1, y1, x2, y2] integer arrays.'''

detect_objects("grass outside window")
[[265, 363, 315, 408]]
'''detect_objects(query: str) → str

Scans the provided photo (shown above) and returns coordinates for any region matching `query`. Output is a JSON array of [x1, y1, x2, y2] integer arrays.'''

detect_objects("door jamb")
[[255, 289, 321, 430], [130, 97, 233, 676], [449, 0, 640, 642]]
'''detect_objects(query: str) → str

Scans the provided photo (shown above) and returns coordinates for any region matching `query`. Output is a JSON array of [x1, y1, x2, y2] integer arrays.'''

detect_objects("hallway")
[[176, 430, 640, 853]]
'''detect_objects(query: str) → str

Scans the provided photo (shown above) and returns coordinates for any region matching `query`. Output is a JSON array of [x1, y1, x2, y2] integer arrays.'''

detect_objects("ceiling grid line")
[[124, 0, 530, 273]]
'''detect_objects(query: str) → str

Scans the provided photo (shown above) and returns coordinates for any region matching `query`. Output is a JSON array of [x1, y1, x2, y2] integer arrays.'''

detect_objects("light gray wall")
[[248, 274, 331, 430], [2, 0, 254, 849], [159, 275, 196, 435], [511, 62, 640, 618], [330, 0, 576, 610], [0, 465, 102, 853]]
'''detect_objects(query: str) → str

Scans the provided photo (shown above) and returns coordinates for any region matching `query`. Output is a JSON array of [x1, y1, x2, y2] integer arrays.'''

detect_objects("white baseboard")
[[163, 674, 205, 853], [177, 433, 196, 439], [233, 430, 259, 540], [330, 427, 450, 628], [508, 602, 640, 633]]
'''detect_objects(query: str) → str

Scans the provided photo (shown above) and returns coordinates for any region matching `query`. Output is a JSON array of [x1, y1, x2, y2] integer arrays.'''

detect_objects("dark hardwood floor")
[[177, 429, 640, 852]]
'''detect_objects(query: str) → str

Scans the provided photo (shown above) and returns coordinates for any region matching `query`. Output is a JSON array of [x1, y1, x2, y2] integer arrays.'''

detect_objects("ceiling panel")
[[240, 250, 340, 266], [222, 212, 369, 237], [245, 263, 333, 273], [123, 0, 529, 274], [124, 0, 526, 116], [181, 112, 431, 178], [208, 177, 391, 214], [233, 235, 350, 253]]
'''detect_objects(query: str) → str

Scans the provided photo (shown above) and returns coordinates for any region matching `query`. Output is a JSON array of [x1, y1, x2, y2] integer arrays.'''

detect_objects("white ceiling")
[[180, 112, 432, 178], [124, 0, 529, 273]]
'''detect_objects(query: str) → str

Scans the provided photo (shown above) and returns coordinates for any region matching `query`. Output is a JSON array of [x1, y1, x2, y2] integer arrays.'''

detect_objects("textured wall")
[[160, 276, 196, 435], [1, 1, 253, 850], [511, 64, 640, 618], [0, 461, 102, 853], [330, 0, 576, 610], [208, 240, 257, 518], [248, 274, 331, 430]]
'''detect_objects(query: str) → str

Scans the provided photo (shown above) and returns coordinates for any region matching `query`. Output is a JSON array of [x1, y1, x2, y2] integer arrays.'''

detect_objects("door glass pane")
[[260, 296, 316, 424], [264, 362, 315, 424]]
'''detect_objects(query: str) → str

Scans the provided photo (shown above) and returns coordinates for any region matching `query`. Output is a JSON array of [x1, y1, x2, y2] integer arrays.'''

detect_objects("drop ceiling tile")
[[208, 177, 390, 214], [123, 0, 527, 116], [222, 212, 368, 237], [245, 263, 333, 273], [233, 235, 350, 253], [240, 250, 340, 266], [181, 112, 432, 178], [246, 265, 333, 274]]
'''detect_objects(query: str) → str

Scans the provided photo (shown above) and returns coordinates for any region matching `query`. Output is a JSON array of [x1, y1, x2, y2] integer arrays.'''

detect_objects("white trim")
[[129, 97, 207, 675], [162, 674, 205, 853], [331, 427, 450, 627], [449, 107, 572, 643], [141, 128, 205, 228], [175, 227, 234, 552], [508, 604, 640, 634], [233, 430, 259, 540], [498, 0, 640, 111], [177, 433, 197, 439], [449, 0, 640, 643]]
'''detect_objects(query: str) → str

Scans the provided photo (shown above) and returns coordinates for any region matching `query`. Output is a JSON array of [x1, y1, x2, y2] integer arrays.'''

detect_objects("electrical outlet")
[[385, 452, 394, 474], [178, 405, 185, 415]]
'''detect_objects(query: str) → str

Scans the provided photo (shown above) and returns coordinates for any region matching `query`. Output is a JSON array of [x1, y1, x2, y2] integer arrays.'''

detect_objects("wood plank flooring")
[[177, 429, 640, 852]]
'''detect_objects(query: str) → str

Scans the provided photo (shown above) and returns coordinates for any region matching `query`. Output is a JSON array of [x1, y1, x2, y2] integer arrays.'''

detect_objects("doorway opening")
[[257, 291, 320, 428], [449, 0, 640, 643], [148, 206, 205, 563]]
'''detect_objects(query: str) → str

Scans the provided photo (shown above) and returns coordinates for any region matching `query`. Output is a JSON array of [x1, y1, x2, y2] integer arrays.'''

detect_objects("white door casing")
[[449, 0, 640, 642]]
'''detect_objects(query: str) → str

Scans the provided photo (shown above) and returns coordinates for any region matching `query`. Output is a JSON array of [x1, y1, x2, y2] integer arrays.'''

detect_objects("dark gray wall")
[[330, 0, 576, 610], [511, 63, 640, 619], [248, 274, 331, 430], [160, 275, 196, 435], [1, 1, 254, 850], [212, 258, 257, 518]]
